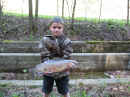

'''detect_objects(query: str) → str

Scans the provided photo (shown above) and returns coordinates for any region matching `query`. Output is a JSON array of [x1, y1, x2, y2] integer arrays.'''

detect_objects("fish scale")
[[34, 60, 78, 73]]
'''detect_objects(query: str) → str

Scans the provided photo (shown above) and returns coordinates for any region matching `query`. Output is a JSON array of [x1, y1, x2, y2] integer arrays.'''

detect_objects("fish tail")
[[29, 68, 36, 78]]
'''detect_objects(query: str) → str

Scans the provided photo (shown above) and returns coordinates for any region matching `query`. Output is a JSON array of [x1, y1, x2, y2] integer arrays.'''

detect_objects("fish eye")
[[44, 68, 46, 70]]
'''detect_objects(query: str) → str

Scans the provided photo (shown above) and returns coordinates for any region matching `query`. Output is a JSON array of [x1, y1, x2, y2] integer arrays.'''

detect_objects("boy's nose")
[[56, 28, 59, 31]]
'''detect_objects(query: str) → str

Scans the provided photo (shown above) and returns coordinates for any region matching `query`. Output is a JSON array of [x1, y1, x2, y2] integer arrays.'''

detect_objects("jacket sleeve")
[[39, 37, 51, 63], [61, 38, 73, 59]]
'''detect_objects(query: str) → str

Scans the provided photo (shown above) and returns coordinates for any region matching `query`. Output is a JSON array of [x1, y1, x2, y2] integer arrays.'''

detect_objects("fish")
[[29, 59, 78, 77]]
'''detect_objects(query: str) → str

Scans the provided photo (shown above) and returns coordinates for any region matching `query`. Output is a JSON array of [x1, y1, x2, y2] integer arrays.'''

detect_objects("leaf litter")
[[0, 70, 130, 96]]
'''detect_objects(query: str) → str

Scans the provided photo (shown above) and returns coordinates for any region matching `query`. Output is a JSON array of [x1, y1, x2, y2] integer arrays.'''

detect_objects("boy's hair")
[[50, 17, 64, 26]]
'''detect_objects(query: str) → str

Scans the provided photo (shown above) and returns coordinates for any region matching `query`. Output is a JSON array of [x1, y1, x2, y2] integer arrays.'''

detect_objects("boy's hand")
[[64, 68, 70, 71], [44, 71, 52, 75], [44, 71, 49, 75]]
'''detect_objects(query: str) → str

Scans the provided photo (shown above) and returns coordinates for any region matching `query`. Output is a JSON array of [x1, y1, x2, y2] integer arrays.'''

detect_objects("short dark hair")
[[50, 17, 64, 26]]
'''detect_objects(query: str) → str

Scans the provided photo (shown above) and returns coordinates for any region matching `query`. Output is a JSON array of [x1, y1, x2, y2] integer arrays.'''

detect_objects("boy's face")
[[49, 22, 64, 37]]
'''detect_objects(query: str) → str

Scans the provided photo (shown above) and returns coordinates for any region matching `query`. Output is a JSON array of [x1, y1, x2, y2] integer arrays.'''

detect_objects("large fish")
[[29, 60, 78, 77]]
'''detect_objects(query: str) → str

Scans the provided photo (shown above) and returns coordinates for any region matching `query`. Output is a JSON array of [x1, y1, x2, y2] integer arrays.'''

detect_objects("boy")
[[39, 17, 73, 97]]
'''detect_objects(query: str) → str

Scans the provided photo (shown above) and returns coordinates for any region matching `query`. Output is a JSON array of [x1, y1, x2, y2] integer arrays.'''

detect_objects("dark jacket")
[[39, 33, 73, 79]]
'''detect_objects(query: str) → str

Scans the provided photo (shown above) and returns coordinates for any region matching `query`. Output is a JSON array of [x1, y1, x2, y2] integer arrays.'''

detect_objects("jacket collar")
[[46, 33, 64, 39]]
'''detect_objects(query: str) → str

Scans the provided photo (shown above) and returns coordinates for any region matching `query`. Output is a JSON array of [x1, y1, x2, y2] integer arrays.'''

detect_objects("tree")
[[34, 0, 39, 32], [62, 0, 64, 19], [21, 0, 25, 16], [127, 0, 129, 41], [99, 0, 102, 21], [57, 0, 59, 16], [81, 0, 90, 22], [0, 0, 3, 22], [65, 0, 70, 22], [28, 0, 33, 31], [71, 0, 76, 30]]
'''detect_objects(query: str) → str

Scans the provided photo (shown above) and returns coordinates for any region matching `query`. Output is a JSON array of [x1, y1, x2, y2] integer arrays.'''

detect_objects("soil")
[[0, 71, 130, 97], [1, 82, 130, 97], [0, 70, 130, 96], [0, 15, 130, 96], [0, 15, 128, 41], [0, 70, 130, 80]]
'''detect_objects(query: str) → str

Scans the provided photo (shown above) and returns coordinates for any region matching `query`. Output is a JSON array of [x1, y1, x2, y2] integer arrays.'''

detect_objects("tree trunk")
[[85, 0, 90, 22], [65, 0, 70, 23], [71, 0, 76, 30], [127, 0, 129, 41], [62, 0, 64, 19], [28, 0, 33, 31], [34, 0, 38, 33], [22, 0, 25, 16], [99, 0, 102, 21], [57, 0, 59, 16], [84, 0, 90, 30], [71, 0, 73, 13], [0, 0, 3, 22]]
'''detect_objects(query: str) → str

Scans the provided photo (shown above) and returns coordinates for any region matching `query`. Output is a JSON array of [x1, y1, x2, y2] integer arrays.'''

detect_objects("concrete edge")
[[0, 78, 130, 86], [0, 53, 130, 56]]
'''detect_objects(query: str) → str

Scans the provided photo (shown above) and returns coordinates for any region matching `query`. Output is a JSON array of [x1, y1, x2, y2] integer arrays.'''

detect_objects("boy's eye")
[[52, 27, 62, 29]]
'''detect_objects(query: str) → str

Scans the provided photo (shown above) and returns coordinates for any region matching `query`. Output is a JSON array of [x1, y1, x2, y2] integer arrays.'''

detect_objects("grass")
[[0, 69, 130, 96], [0, 81, 130, 97], [0, 40, 15, 42], [0, 72, 108, 80], [2, 12, 129, 26], [3, 12, 55, 19], [69, 72, 107, 79], [1, 11, 129, 42], [0, 90, 3, 97]]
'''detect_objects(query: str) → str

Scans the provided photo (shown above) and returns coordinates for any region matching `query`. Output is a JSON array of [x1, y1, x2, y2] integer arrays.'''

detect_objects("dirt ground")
[[1, 70, 130, 96], [0, 70, 130, 80], [0, 15, 130, 96], [0, 15, 128, 41], [0, 70, 130, 97]]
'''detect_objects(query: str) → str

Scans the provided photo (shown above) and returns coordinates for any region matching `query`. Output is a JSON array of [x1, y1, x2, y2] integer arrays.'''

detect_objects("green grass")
[[1, 82, 130, 97], [0, 40, 15, 42], [0, 82, 130, 97], [3, 12, 129, 25], [85, 41, 130, 42], [0, 90, 3, 97], [3, 12, 55, 19], [0, 83, 14, 87], [69, 72, 107, 79]]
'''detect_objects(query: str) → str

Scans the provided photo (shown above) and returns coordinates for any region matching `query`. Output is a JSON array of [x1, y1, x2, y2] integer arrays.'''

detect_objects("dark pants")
[[42, 75, 69, 95]]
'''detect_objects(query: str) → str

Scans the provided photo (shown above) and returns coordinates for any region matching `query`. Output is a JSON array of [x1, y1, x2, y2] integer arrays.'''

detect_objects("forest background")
[[0, 0, 130, 41]]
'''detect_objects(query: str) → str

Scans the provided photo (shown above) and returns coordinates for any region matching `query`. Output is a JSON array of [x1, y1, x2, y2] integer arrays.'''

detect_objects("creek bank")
[[0, 70, 130, 80]]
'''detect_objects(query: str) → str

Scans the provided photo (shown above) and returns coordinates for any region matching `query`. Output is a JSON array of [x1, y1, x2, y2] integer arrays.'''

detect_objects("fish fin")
[[71, 66, 78, 69], [29, 68, 35, 78], [37, 72, 44, 76]]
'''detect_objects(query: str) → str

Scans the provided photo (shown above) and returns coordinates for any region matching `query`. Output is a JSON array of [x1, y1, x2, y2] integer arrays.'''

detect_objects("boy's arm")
[[59, 37, 73, 59], [61, 38, 73, 71], [39, 38, 51, 63], [62, 42, 73, 59]]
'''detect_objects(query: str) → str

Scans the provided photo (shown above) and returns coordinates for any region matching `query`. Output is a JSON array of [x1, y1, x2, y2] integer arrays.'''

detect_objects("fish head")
[[67, 60, 78, 68], [72, 60, 78, 65], [35, 64, 47, 73], [37, 67, 47, 73]]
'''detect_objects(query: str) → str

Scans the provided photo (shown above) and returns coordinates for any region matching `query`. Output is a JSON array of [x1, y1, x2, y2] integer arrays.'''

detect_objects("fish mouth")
[[70, 61, 78, 68], [72, 61, 78, 65]]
